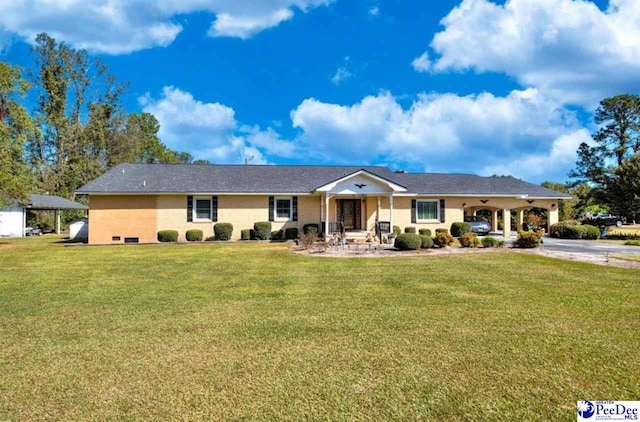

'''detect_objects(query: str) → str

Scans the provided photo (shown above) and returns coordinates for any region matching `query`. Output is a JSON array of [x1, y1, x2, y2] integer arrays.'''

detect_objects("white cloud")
[[291, 88, 586, 181], [141, 86, 295, 163], [331, 66, 353, 85], [368, 6, 380, 16], [411, 52, 431, 73], [0, 0, 332, 54], [480, 129, 592, 180], [418, 0, 640, 107]]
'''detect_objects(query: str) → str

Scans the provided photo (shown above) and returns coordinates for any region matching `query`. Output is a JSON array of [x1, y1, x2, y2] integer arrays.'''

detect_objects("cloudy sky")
[[2, 0, 638, 182]]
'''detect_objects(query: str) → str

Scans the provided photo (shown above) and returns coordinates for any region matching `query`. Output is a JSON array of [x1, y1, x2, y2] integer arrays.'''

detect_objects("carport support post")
[[55, 209, 61, 235], [503, 208, 511, 239], [491, 209, 499, 232]]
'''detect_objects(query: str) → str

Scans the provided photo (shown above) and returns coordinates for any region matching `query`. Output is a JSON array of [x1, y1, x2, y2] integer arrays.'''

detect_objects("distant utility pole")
[[243, 155, 255, 165]]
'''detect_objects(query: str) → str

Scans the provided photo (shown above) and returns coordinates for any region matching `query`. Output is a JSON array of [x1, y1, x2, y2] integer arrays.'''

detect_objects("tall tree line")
[[0, 33, 196, 207]]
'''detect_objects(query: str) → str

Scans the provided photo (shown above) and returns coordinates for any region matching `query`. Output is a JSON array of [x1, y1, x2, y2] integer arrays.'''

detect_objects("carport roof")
[[26, 194, 88, 210]]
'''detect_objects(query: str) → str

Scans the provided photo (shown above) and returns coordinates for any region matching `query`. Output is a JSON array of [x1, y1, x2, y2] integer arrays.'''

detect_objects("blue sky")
[[1, 0, 638, 182]]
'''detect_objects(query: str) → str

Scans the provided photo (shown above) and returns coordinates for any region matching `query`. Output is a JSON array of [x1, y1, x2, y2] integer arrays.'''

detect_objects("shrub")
[[549, 220, 581, 238], [435, 228, 449, 235], [434, 232, 454, 248], [185, 229, 203, 242], [393, 225, 402, 235], [394, 233, 422, 250], [419, 228, 432, 236], [481, 236, 500, 248], [459, 232, 480, 248], [254, 222, 272, 240], [299, 232, 318, 249], [582, 224, 601, 240], [285, 227, 299, 240], [214, 223, 233, 241], [303, 224, 319, 235], [241, 229, 253, 240], [419, 235, 434, 249], [564, 225, 588, 239], [606, 230, 640, 240], [515, 230, 542, 248], [450, 222, 471, 237], [624, 240, 640, 246], [270, 230, 285, 241], [404, 226, 416, 234], [157, 230, 178, 242]]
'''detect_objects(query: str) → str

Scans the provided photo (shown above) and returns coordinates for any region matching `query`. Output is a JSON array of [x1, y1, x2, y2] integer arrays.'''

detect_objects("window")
[[416, 200, 439, 222], [193, 197, 212, 221], [275, 197, 292, 221]]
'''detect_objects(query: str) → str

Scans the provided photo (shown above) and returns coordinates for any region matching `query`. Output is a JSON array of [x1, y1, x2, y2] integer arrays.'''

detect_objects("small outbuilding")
[[0, 194, 88, 238]]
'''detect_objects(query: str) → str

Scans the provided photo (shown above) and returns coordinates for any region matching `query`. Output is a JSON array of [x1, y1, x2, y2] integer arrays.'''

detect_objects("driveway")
[[540, 236, 640, 256]]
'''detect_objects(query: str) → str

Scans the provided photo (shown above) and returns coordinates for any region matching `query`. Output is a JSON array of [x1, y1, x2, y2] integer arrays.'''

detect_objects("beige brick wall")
[[88, 195, 158, 244], [156, 195, 321, 241]]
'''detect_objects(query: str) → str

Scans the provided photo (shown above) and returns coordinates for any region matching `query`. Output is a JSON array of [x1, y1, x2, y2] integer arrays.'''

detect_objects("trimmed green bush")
[[583, 224, 601, 240], [185, 229, 203, 242], [564, 225, 588, 239], [435, 228, 449, 235], [451, 222, 471, 237], [393, 225, 402, 235], [515, 231, 542, 248], [271, 230, 284, 241], [394, 233, 422, 250], [459, 232, 480, 248], [550, 220, 581, 238], [434, 232, 454, 247], [419, 235, 434, 249], [254, 222, 272, 240], [214, 223, 233, 241], [157, 230, 178, 242], [241, 229, 253, 240], [303, 224, 319, 235], [481, 236, 500, 248], [285, 227, 299, 240], [404, 227, 416, 234], [419, 228, 432, 236]]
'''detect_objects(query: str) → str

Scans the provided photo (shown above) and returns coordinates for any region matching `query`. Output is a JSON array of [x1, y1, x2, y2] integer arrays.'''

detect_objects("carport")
[[0, 194, 88, 237]]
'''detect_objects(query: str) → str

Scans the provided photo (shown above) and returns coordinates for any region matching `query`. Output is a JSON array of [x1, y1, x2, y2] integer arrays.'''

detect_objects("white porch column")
[[503, 209, 512, 239], [388, 194, 394, 230], [324, 193, 330, 236], [491, 209, 499, 232], [320, 195, 324, 224], [516, 209, 524, 232], [55, 209, 61, 235], [376, 196, 381, 221]]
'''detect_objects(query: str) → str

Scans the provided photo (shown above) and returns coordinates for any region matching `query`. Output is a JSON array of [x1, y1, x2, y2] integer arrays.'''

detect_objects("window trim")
[[416, 199, 440, 223], [193, 196, 213, 222], [274, 196, 293, 222]]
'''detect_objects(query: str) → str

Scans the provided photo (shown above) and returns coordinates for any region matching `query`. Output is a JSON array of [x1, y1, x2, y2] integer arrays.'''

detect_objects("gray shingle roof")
[[76, 163, 571, 198], [27, 194, 88, 210]]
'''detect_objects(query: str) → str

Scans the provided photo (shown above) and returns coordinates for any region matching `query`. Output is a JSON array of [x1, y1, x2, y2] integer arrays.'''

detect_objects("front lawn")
[[0, 237, 638, 420], [613, 255, 640, 263]]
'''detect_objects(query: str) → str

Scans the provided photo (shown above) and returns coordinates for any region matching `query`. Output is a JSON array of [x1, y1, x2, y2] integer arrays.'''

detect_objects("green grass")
[[613, 255, 640, 263], [1, 236, 639, 420]]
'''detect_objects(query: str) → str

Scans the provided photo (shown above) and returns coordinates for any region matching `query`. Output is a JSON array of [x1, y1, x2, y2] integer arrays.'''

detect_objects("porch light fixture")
[[552, 203, 557, 209], [462, 203, 466, 207]]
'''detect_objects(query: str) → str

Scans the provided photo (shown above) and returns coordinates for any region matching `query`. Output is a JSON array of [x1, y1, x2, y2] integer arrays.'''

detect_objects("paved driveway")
[[540, 237, 640, 256]]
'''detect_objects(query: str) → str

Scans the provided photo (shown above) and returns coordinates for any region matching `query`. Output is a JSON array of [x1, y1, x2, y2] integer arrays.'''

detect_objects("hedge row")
[[550, 221, 600, 240]]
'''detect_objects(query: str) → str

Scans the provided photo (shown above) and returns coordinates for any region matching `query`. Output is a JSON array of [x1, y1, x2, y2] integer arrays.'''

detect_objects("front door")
[[339, 199, 361, 230]]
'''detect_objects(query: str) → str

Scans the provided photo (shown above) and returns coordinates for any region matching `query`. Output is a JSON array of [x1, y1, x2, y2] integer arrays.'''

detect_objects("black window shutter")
[[439, 199, 446, 223], [187, 196, 193, 222], [411, 199, 417, 223], [212, 196, 218, 222], [292, 196, 298, 221], [268, 196, 274, 221]]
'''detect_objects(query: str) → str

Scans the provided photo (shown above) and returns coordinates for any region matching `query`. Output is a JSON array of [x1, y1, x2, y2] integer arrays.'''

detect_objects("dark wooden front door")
[[339, 199, 361, 230]]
